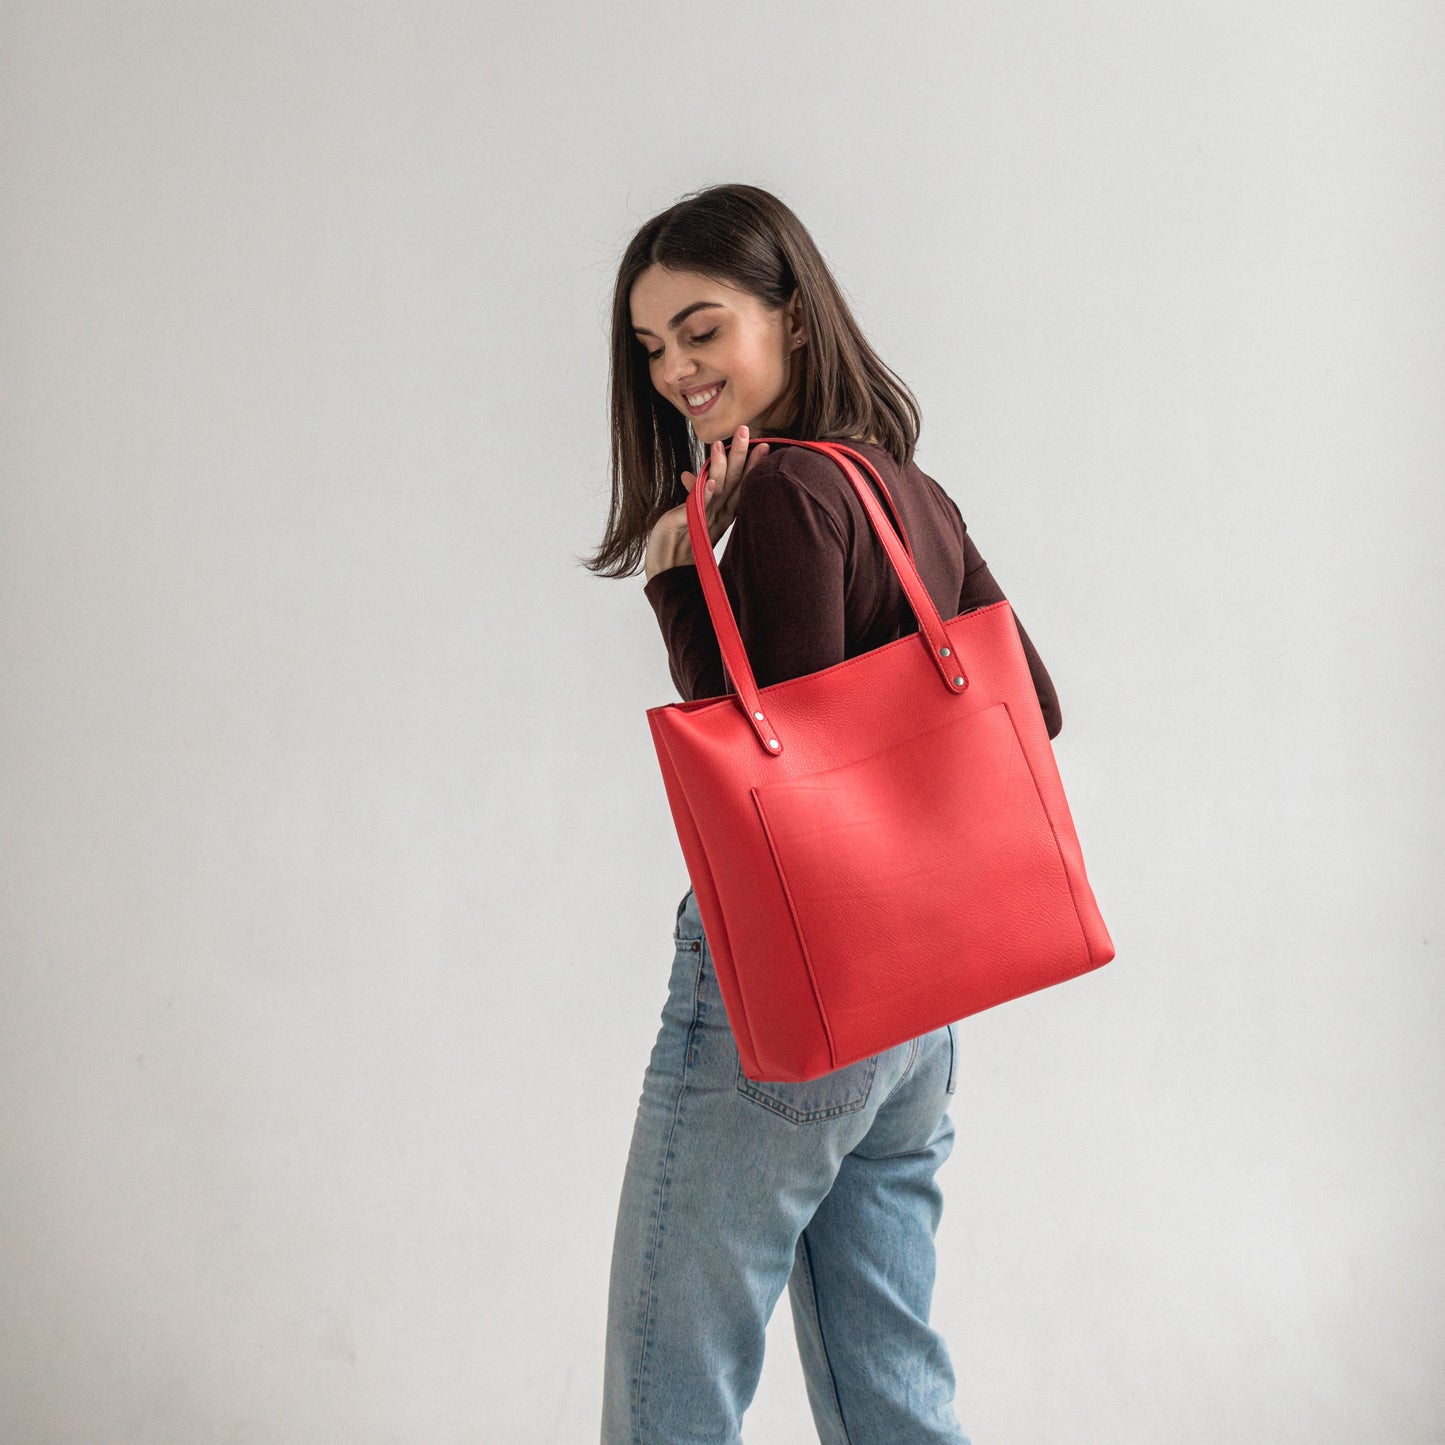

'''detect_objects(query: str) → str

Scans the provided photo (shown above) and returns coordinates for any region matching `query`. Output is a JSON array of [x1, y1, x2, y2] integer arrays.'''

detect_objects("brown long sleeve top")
[[642, 437, 1062, 740]]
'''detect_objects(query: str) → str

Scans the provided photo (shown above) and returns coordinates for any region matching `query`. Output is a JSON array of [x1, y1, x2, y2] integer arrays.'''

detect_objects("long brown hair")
[[581, 183, 922, 579]]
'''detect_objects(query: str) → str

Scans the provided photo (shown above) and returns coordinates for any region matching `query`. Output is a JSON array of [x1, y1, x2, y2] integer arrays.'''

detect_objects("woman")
[[585, 183, 1061, 1445]]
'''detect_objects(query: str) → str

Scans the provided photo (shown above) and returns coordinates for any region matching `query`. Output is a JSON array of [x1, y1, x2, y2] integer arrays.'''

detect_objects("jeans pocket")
[[735, 1053, 879, 1124]]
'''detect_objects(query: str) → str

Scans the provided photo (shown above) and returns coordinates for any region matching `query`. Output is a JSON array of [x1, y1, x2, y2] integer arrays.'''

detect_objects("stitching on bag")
[[1001, 701, 1094, 972], [749, 787, 837, 1068]]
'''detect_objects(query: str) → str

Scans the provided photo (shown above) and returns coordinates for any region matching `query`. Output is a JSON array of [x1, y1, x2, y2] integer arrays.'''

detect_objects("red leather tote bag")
[[647, 439, 1114, 1083]]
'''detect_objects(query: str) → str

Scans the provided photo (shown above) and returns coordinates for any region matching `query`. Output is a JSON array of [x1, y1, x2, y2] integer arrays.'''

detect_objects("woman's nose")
[[662, 358, 697, 389]]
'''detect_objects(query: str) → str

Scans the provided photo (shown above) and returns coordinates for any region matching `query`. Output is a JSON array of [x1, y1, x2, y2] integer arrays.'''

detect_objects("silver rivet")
[[952, 676, 964, 687], [939, 645, 950, 657], [768, 738, 779, 749], [753, 711, 764, 720]]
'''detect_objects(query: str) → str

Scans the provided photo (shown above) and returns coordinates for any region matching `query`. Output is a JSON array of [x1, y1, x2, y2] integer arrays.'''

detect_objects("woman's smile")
[[682, 380, 725, 416]]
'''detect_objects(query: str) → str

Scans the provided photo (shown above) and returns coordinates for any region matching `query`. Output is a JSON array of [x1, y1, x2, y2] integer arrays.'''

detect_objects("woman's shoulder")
[[736, 434, 945, 536], [775, 437, 969, 547], [734, 437, 863, 527], [777, 435, 935, 512], [759, 435, 901, 492]]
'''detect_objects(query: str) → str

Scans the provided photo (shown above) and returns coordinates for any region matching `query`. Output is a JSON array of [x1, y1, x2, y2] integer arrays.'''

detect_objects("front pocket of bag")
[[748, 700, 1086, 1053]]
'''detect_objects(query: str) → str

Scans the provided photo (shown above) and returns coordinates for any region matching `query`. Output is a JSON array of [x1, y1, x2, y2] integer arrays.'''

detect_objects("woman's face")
[[629, 265, 807, 447]]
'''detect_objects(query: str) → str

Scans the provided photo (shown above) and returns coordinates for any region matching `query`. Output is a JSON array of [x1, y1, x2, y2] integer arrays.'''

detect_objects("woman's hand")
[[644, 426, 771, 582]]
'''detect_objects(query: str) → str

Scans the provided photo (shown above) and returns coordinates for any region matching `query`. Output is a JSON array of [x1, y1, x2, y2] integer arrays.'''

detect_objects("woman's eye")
[[645, 327, 719, 362]]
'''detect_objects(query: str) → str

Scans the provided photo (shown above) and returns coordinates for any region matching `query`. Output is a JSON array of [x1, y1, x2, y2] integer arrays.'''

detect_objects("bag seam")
[[1001, 701, 1094, 972]]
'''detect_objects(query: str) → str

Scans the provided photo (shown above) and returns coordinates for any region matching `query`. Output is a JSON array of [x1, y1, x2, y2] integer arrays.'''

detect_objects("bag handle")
[[686, 438, 969, 756]]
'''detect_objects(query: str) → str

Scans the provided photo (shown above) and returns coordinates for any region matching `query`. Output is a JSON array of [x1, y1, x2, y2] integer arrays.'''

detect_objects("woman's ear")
[[785, 289, 807, 349]]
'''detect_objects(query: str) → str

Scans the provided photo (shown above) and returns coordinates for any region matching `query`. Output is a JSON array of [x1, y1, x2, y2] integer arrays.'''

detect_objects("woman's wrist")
[[644, 522, 695, 582]]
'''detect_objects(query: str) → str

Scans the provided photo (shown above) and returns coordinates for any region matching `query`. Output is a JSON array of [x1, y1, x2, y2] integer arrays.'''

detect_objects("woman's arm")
[[643, 565, 726, 702], [642, 460, 846, 701]]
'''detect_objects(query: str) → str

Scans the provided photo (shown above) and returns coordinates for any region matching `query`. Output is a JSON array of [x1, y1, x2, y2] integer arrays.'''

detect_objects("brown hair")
[[580, 183, 922, 579]]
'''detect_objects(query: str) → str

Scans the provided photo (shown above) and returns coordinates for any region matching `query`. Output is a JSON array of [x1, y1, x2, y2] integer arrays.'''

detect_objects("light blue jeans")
[[601, 884, 973, 1444]]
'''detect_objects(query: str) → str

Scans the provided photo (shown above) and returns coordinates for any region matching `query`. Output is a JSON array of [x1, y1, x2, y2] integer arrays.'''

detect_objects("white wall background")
[[2, 3, 1441, 1442]]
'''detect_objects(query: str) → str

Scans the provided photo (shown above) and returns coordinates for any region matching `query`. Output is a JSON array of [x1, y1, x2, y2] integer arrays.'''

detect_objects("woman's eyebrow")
[[631, 301, 726, 339]]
